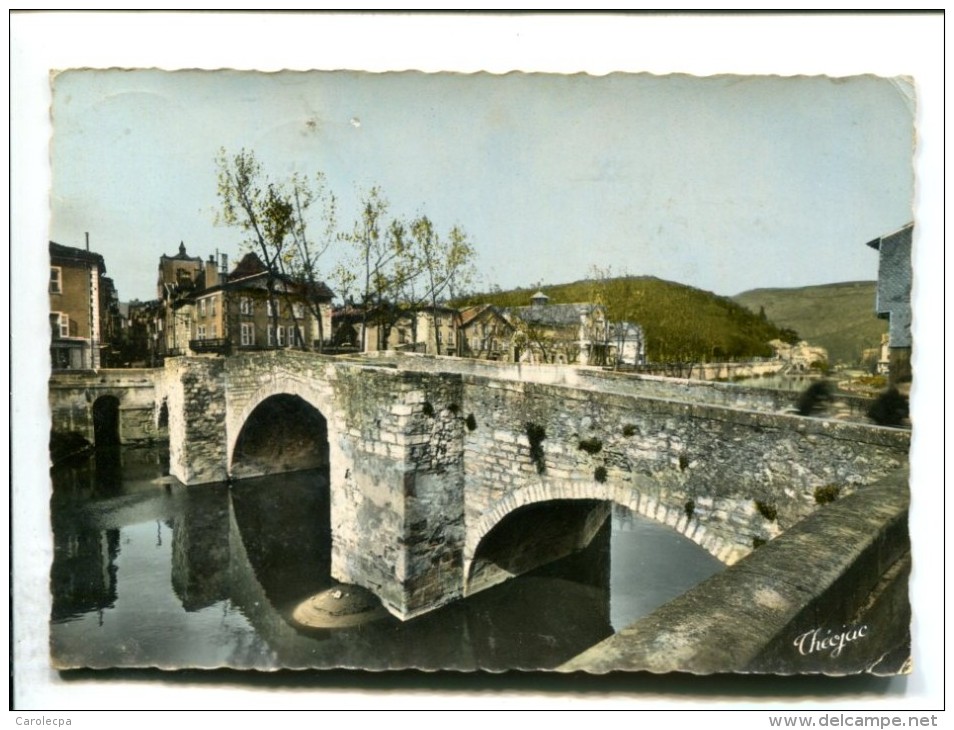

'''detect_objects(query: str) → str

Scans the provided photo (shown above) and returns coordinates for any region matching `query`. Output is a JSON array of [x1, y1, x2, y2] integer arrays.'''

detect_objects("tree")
[[215, 148, 337, 351], [335, 191, 476, 354], [403, 216, 476, 354], [333, 187, 408, 351]]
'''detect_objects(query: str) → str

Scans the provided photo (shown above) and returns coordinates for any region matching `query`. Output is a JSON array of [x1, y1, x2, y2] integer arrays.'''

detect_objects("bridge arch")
[[92, 394, 121, 448], [228, 378, 337, 481], [463, 477, 745, 596]]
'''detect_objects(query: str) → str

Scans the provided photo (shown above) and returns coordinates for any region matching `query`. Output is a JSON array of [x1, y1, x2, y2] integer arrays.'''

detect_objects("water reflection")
[[50, 445, 723, 671]]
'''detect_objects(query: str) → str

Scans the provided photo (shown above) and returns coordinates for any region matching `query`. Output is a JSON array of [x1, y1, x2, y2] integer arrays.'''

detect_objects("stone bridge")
[[49, 351, 909, 621]]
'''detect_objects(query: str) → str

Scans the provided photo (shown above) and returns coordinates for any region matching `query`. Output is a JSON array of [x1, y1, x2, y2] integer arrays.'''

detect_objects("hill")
[[456, 276, 797, 363], [733, 281, 887, 365]]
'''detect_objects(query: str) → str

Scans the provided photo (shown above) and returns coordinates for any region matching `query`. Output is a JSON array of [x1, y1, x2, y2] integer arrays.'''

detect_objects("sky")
[[13, 13, 944, 713], [49, 67, 915, 303]]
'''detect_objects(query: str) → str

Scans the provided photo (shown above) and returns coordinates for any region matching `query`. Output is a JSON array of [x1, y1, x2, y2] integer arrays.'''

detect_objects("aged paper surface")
[[13, 12, 943, 713]]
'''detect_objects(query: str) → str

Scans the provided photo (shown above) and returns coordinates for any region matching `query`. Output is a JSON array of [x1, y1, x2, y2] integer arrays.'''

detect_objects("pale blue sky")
[[50, 69, 914, 302]]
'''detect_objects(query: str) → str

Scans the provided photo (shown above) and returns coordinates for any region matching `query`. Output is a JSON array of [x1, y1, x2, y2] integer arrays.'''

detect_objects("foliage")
[[525, 422, 547, 474], [754, 500, 778, 521], [465, 413, 478, 431], [334, 187, 476, 352], [455, 275, 797, 364], [578, 437, 603, 455], [814, 485, 841, 505], [215, 148, 337, 349], [594, 466, 608, 483], [795, 380, 832, 416], [684, 500, 695, 519], [622, 424, 637, 437], [867, 387, 909, 427]]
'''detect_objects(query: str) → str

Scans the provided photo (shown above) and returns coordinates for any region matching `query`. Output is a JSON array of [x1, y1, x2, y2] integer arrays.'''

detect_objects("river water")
[[50, 445, 724, 672]]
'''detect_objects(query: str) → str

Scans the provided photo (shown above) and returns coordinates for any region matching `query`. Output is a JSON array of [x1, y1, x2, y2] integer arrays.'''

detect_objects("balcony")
[[190, 338, 231, 355]]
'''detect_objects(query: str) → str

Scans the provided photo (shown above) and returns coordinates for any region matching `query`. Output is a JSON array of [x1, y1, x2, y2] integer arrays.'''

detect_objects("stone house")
[[156, 244, 333, 358], [867, 222, 913, 384], [332, 304, 459, 356], [458, 304, 517, 361], [49, 240, 119, 370], [506, 292, 611, 365]]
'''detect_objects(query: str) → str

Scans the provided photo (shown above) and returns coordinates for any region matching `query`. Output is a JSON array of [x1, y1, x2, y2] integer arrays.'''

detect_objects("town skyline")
[[49, 69, 914, 305]]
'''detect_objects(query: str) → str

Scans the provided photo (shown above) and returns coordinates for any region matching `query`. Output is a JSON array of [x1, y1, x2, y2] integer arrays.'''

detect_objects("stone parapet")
[[558, 469, 910, 675]]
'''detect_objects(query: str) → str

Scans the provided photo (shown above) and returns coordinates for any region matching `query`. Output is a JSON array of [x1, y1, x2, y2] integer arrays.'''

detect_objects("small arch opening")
[[157, 398, 169, 429], [92, 395, 120, 448], [232, 394, 329, 480]]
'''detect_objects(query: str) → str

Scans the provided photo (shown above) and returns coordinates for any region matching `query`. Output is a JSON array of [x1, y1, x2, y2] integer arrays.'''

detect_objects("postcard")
[[42, 67, 915, 680]]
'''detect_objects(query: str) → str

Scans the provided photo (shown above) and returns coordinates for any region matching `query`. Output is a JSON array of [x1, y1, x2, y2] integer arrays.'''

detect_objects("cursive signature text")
[[793, 625, 869, 658]]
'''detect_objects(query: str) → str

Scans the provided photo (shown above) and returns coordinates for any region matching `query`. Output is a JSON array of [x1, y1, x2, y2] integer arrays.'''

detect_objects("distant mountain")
[[733, 281, 887, 365], [456, 276, 797, 363]]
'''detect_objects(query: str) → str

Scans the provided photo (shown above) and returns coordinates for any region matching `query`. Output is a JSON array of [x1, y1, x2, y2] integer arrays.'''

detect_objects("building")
[[49, 240, 110, 370], [155, 242, 221, 358], [332, 304, 459, 356], [155, 244, 334, 359], [458, 304, 517, 361], [769, 339, 829, 371], [506, 292, 611, 365], [124, 299, 164, 366], [867, 223, 913, 384], [608, 321, 647, 367]]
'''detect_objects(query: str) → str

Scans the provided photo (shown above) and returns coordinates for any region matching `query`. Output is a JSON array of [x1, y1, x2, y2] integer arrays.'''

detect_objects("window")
[[197, 325, 206, 340], [293, 302, 304, 319], [210, 323, 217, 338], [240, 298, 252, 315], [209, 298, 216, 316], [199, 299, 206, 317], [50, 267, 62, 294], [267, 325, 274, 347], [240, 322, 255, 347], [50, 312, 69, 338], [267, 299, 276, 318], [276, 325, 285, 347]]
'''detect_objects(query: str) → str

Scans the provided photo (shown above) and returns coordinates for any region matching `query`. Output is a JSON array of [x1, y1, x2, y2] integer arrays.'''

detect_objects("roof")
[[459, 304, 514, 331], [49, 241, 106, 271], [459, 304, 491, 328], [509, 302, 603, 328], [866, 222, 914, 250], [223, 252, 334, 299], [161, 241, 202, 262], [228, 252, 269, 280]]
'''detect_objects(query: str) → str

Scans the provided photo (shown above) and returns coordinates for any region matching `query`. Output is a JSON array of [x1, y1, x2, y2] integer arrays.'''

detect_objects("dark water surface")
[[50, 445, 723, 671]]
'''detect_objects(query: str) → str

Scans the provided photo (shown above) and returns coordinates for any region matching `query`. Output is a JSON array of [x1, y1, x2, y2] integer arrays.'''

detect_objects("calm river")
[[50, 445, 723, 672]]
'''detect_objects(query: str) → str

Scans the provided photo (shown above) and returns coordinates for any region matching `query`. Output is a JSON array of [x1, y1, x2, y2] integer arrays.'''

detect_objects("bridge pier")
[[330, 367, 467, 620], [165, 357, 229, 485]]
